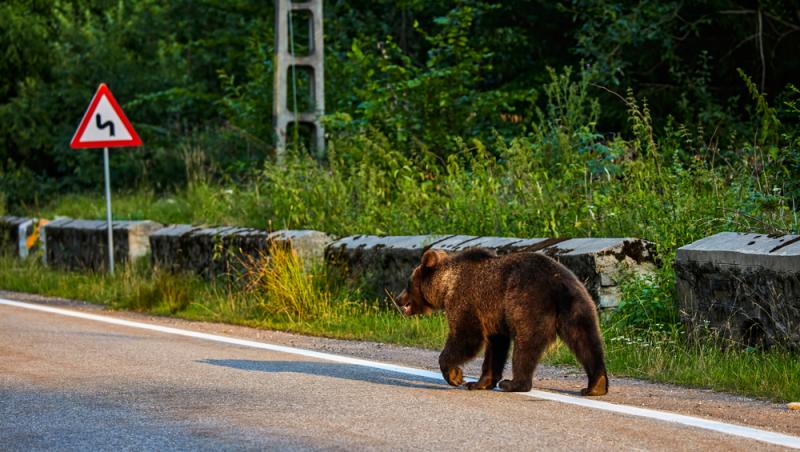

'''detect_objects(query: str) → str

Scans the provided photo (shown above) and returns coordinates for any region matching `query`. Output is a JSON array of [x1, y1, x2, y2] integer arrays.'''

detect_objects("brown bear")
[[395, 247, 608, 396]]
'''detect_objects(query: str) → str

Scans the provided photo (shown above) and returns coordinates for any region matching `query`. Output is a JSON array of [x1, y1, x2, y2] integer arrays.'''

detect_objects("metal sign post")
[[70, 83, 142, 275], [103, 147, 115, 274]]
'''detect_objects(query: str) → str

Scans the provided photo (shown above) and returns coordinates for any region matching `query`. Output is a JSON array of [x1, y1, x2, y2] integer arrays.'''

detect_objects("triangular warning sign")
[[70, 83, 142, 149]]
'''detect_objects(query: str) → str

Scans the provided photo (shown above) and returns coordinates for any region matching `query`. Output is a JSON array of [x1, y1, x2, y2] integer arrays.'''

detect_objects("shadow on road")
[[197, 358, 452, 391]]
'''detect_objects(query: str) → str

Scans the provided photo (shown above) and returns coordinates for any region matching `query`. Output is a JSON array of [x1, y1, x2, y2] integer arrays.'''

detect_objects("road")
[[1, 293, 798, 451]]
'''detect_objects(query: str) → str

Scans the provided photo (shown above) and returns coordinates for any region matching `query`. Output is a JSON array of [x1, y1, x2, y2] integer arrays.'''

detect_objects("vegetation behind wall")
[[1, 0, 799, 210]]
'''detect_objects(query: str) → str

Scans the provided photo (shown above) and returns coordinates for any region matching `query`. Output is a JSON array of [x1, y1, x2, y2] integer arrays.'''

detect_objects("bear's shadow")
[[197, 358, 450, 391]]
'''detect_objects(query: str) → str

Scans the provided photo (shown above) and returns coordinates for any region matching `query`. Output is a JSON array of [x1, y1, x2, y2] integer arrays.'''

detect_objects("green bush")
[[611, 269, 679, 333], [4, 1, 798, 209]]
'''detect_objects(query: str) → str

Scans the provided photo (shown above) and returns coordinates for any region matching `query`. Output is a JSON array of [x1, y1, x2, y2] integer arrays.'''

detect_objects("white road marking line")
[[2, 297, 799, 449]]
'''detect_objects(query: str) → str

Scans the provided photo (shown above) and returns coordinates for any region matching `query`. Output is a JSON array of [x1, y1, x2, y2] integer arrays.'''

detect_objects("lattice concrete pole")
[[273, 0, 289, 163], [308, 0, 325, 158], [273, 0, 325, 163]]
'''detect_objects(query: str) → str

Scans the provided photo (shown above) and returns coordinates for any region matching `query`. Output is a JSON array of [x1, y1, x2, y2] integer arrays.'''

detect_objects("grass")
[[37, 184, 266, 229], [1, 252, 798, 403], [548, 326, 800, 402], [0, 253, 449, 349]]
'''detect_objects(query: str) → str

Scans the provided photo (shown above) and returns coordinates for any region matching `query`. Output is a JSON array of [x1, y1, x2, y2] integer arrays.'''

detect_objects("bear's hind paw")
[[498, 379, 532, 392], [464, 380, 496, 390], [580, 386, 608, 396]]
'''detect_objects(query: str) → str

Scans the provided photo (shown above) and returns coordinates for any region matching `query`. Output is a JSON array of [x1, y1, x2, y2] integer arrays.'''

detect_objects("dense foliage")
[[2, 0, 798, 207]]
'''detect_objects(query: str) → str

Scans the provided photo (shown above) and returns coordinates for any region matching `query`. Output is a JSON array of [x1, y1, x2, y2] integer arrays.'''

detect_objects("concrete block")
[[325, 234, 656, 308], [325, 235, 453, 299], [0, 216, 35, 259], [42, 219, 162, 272], [541, 238, 658, 308], [150, 225, 333, 279], [148, 224, 200, 273], [676, 232, 800, 272], [430, 235, 557, 254], [268, 229, 334, 266], [676, 232, 800, 348], [417, 234, 476, 252]]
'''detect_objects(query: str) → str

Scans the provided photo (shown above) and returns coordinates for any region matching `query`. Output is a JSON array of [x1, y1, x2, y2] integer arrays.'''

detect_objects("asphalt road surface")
[[1, 294, 799, 451]]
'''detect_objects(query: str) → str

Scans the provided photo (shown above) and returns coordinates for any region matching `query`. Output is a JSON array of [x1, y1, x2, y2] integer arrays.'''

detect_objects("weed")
[[612, 268, 679, 333], [244, 244, 334, 323]]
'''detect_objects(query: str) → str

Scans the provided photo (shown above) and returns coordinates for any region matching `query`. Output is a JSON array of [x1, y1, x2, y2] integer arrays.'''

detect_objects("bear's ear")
[[421, 249, 447, 269]]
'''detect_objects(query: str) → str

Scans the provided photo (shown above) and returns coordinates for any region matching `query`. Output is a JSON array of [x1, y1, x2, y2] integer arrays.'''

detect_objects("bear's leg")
[[557, 311, 608, 396], [465, 334, 510, 390], [498, 333, 552, 392], [439, 333, 483, 387]]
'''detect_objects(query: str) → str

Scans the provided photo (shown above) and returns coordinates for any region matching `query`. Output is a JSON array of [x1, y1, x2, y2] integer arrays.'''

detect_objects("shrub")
[[611, 269, 679, 333]]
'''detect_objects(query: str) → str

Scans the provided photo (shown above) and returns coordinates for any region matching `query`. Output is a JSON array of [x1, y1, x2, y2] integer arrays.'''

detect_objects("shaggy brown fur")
[[396, 248, 608, 396]]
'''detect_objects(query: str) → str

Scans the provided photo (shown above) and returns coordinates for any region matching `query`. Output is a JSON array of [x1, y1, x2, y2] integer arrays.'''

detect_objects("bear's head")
[[395, 249, 449, 316]]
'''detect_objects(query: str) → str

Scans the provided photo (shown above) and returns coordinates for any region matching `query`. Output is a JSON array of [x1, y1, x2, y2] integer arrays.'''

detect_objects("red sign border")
[[70, 83, 143, 149]]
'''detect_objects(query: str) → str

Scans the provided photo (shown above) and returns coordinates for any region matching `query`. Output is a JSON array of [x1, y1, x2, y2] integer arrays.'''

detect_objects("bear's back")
[[444, 248, 583, 311], [449, 248, 567, 280]]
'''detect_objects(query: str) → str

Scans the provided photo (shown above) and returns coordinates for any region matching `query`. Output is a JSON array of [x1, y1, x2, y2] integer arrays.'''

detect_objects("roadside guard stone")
[[0, 216, 36, 259], [325, 235, 450, 302], [676, 232, 800, 349], [325, 234, 656, 308], [42, 218, 163, 271], [149, 225, 333, 279]]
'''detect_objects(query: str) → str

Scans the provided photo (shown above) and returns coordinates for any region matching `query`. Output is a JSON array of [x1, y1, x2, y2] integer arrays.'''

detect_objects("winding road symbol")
[[70, 83, 142, 148], [95, 114, 115, 137]]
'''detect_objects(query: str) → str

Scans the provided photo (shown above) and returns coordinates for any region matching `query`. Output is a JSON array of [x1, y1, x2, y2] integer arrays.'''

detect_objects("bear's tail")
[[556, 282, 608, 396]]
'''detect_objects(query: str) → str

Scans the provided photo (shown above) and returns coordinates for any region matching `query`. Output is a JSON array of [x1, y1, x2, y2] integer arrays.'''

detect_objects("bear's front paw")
[[442, 367, 463, 386], [498, 379, 532, 392]]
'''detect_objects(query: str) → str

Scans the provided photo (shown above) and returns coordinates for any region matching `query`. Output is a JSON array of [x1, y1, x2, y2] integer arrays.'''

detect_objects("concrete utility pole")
[[273, 0, 325, 162]]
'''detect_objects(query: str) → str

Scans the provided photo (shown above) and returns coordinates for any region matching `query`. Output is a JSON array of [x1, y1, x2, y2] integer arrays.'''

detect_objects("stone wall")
[[538, 238, 658, 308], [676, 232, 800, 349], [13, 210, 800, 346], [325, 234, 657, 308], [325, 235, 448, 301], [150, 225, 333, 279], [42, 219, 162, 271], [0, 216, 35, 258]]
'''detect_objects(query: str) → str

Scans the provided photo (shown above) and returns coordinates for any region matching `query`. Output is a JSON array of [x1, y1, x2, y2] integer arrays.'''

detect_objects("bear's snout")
[[395, 290, 413, 316]]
